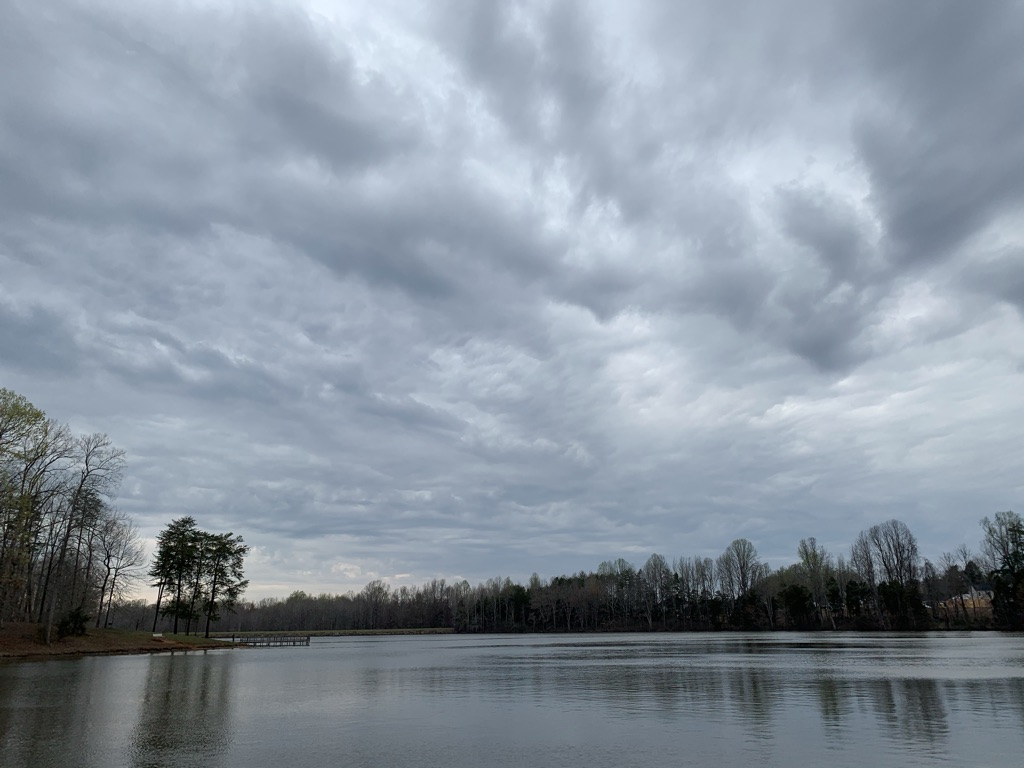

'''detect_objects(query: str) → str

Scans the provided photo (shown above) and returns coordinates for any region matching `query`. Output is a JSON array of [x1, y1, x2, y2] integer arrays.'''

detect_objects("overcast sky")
[[2, 0, 1022, 599]]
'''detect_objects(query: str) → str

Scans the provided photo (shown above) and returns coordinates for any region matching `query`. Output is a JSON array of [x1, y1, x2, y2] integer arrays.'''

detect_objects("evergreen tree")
[[149, 517, 249, 635], [149, 516, 200, 633]]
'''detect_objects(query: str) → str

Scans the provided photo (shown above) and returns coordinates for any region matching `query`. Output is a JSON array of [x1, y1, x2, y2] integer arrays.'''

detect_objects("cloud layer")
[[2, 0, 1022, 596]]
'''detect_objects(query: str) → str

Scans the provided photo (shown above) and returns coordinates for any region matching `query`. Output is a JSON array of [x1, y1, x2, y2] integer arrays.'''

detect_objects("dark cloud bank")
[[1, 0, 1021, 597]]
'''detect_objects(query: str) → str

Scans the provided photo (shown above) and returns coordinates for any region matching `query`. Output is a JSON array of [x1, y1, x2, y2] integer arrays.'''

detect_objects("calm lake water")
[[1, 632, 1023, 767]]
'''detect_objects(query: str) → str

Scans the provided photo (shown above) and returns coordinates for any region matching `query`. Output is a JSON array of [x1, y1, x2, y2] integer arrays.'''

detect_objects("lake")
[[1, 632, 1023, 767]]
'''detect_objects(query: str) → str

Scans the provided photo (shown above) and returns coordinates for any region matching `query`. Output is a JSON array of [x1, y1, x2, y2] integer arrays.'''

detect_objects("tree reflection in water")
[[130, 651, 235, 768]]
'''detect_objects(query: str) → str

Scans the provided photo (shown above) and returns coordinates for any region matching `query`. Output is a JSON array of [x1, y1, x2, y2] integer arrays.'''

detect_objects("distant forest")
[[118, 516, 1024, 636], [173, 512, 1018, 635], [3, 388, 1023, 637]]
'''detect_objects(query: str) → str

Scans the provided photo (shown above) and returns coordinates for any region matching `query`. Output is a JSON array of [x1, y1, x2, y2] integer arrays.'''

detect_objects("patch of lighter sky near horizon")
[[130, 539, 416, 603]]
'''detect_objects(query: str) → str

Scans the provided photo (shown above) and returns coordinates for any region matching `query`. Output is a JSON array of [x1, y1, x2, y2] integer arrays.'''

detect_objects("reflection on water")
[[872, 677, 949, 750], [129, 652, 235, 768], [0, 659, 89, 766], [2, 633, 1024, 768], [0, 650, 233, 768], [816, 675, 846, 730], [0, 653, 146, 766]]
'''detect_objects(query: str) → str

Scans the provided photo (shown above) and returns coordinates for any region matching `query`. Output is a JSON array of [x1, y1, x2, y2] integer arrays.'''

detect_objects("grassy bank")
[[0, 622, 239, 661], [0, 623, 456, 661]]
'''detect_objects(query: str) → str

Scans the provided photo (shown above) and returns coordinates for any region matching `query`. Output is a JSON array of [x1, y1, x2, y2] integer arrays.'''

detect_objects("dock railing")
[[231, 634, 311, 647]]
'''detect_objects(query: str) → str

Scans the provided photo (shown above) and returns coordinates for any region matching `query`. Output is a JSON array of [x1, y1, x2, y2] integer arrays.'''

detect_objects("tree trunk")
[[204, 570, 220, 638], [152, 582, 165, 632], [95, 561, 112, 628], [104, 571, 119, 629]]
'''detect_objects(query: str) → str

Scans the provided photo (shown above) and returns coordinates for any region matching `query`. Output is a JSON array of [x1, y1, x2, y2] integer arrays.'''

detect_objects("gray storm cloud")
[[1, 0, 1021, 596]]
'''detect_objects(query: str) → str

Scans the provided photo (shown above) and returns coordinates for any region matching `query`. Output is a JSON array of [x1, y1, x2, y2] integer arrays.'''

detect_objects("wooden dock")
[[231, 634, 311, 647]]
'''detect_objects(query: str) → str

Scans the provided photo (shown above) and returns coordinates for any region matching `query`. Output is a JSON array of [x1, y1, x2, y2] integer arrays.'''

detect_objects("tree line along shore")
[[188, 513, 1022, 635], [3, 387, 1023, 660], [115, 510, 1023, 638]]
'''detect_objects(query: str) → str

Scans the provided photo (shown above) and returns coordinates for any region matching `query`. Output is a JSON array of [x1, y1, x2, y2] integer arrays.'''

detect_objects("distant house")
[[938, 588, 993, 622], [966, 585, 991, 606]]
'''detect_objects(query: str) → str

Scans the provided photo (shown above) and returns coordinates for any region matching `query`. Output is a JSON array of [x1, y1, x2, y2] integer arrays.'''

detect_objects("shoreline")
[[0, 623, 455, 662], [0, 623, 242, 662], [8, 623, 995, 662]]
